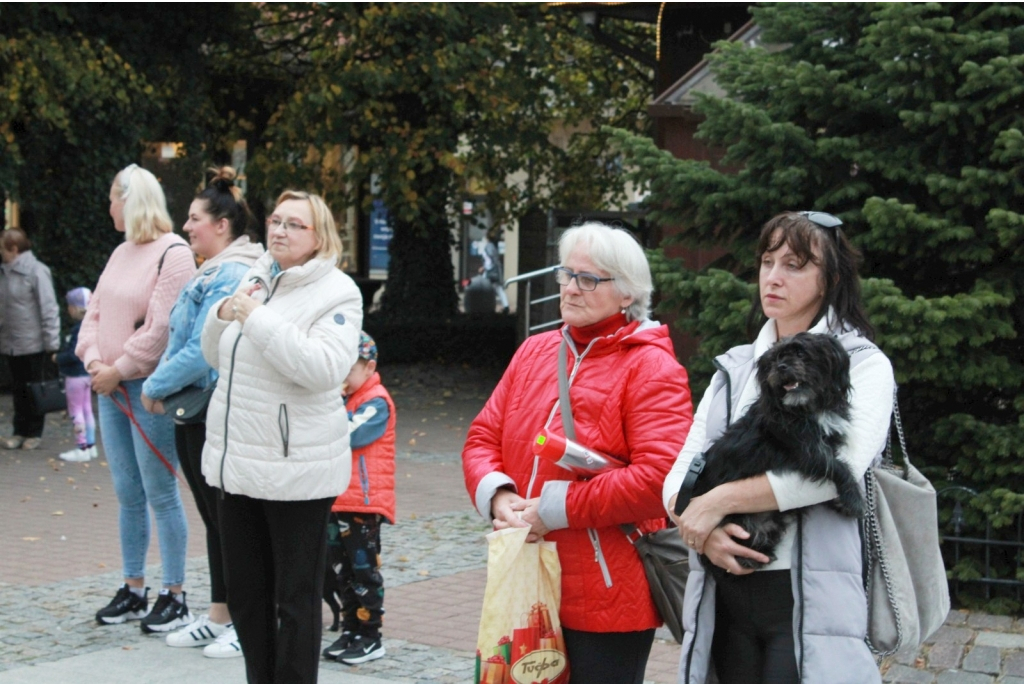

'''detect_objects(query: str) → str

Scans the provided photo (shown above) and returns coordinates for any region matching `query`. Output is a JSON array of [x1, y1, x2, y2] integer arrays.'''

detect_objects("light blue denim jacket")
[[142, 261, 252, 400]]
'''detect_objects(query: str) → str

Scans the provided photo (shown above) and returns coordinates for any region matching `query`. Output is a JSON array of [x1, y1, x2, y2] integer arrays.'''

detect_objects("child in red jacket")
[[322, 332, 396, 666]]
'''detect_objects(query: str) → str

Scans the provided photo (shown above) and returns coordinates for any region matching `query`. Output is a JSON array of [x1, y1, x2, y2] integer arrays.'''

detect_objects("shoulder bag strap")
[[157, 242, 195, 275]]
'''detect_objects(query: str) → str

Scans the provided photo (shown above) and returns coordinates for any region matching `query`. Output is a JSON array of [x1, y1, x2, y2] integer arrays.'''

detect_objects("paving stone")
[[946, 611, 970, 626], [1005, 652, 1024, 678], [928, 626, 975, 645], [937, 670, 993, 684], [971, 615, 1016, 631], [885, 664, 935, 683], [1000, 677, 1024, 684], [963, 645, 1002, 675], [929, 643, 965, 670], [978, 634, 1024, 649]]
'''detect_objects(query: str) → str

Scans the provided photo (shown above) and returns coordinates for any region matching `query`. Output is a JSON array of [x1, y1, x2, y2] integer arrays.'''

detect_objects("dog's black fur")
[[692, 333, 864, 580]]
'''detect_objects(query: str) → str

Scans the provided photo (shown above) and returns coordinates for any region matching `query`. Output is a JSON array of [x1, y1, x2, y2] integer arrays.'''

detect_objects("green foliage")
[[248, 3, 653, 319], [614, 2, 1024, 593]]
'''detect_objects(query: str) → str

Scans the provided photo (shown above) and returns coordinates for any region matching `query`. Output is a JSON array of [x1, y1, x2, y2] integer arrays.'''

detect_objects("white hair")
[[558, 221, 652, 322], [115, 164, 173, 243]]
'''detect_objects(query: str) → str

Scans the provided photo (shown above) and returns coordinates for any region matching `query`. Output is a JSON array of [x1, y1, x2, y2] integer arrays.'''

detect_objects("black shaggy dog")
[[692, 332, 865, 579]]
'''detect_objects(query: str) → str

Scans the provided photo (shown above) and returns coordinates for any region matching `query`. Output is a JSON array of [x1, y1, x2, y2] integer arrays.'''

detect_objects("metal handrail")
[[504, 266, 563, 338]]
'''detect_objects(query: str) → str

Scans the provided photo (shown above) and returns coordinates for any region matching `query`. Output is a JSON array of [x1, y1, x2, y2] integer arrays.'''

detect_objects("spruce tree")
[[614, 3, 1024, 598]]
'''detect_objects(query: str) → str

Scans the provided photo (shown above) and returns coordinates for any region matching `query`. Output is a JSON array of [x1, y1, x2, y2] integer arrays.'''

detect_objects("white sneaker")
[[166, 614, 230, 648], [203, 626, 243, 658], [60, 447, 92, 463], [88, 445, 99, 458]]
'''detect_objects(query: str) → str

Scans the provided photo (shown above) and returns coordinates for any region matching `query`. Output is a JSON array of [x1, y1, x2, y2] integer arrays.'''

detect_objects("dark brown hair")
[[196, 166, 256, 240], [747, 212, 875, 341], [1, 228, 31, 253]]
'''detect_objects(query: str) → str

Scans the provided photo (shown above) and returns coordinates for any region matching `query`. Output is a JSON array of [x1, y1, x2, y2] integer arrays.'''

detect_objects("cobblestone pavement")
[[5, 362, 1024, 683], [0, 503, 492, 683]]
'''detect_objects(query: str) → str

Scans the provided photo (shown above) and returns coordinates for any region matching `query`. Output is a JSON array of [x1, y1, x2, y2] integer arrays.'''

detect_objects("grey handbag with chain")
[[862, 388, 950, 655]]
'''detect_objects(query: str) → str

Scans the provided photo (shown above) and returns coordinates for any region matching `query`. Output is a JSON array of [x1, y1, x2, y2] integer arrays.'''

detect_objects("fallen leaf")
[[98, 563, 106, 568], [418, 570, 430, 576], [408, 438, 416, 445], [94, 486, 101, 490], [22, 537, 40, 542], [52, 511, 64, 516], [67, 477, 75, 483], [20, 496, 31, 503], [39, 476, 46, 481], [92, 503, 99, 508], [398, 556, 409, 562]]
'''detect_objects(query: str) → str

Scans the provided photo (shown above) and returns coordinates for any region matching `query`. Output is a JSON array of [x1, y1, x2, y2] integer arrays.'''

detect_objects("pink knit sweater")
[[77, 232, 196, 381]]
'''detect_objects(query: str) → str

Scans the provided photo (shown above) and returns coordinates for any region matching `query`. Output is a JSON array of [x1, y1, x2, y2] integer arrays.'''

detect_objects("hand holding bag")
[[475, 527, 569, 684], [863, 388, 950, 656]]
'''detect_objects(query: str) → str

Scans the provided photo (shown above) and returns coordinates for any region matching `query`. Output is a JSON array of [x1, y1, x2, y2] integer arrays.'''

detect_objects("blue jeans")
[[98, 378, 188, 586]]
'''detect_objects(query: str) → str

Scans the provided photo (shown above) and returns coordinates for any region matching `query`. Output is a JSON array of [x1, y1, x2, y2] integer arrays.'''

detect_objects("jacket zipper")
[[588, 528, 613, 588], [278, 404, 290, 457], [359, 454, 370, 505], [684, 360, 734, 680], [218, 273, 283, 492], [796, 512, 805, 682]]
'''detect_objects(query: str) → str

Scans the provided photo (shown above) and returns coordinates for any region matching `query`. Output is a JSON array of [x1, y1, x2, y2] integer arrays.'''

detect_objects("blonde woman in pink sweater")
[[76, 164, 197, 633]]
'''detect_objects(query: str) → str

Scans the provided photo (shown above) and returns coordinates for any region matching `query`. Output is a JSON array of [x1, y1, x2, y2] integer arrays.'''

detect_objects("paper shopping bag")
[[475, 527, 569, 684]]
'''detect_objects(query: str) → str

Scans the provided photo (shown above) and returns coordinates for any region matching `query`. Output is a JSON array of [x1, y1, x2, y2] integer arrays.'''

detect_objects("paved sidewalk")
[[1, 361, 1022, 683]]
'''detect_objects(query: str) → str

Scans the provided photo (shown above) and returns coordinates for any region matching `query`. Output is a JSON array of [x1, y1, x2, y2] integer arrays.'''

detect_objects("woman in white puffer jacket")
[[201, 189, 362, 684]]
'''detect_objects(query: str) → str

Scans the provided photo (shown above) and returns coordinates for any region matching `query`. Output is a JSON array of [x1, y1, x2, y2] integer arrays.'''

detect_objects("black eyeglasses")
[[799, 211, 843, 238], [553, 267, 614, 291]]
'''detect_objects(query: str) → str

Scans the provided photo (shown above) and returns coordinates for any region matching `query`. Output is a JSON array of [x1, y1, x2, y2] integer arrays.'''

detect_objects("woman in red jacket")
[[463, 222, 693, 683]]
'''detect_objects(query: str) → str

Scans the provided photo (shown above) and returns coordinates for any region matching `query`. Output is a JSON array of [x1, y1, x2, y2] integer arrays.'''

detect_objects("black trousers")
[[562, 626, 655, 684], [712, 569, 799, 684], [328, 512, 385, 638], [174, 422, 226, 604], [218, 491, 334, 684], [7, 352, 47, 438]]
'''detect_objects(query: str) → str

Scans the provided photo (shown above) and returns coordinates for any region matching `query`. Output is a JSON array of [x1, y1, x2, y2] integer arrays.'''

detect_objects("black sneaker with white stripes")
[[140, 590, 193, 633], [96, 584, 148, 625], [338, 634, 385, 664], [166, 614, 231, 647]]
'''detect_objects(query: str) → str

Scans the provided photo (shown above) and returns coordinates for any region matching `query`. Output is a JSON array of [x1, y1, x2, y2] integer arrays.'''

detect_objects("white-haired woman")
[[201, 190, 362, 683], [463, 222, 694, 683], [77, 163, 197, 632]]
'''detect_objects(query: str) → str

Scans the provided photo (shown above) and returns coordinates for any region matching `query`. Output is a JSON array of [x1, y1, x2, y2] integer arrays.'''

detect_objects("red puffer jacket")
[[463, 321, 693, 632], [332, 372, 397, 523]]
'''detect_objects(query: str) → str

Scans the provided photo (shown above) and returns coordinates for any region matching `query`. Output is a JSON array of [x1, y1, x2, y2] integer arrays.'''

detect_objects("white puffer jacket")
[[200, 252, 363, 501]]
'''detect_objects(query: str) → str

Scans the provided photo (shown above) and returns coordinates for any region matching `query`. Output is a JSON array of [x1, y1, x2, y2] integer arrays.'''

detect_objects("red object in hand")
[[532, 429, 624, 474]]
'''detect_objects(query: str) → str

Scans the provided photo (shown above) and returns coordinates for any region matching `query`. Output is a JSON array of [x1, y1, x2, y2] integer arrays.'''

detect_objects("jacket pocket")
[[278, 403, 290, 457]]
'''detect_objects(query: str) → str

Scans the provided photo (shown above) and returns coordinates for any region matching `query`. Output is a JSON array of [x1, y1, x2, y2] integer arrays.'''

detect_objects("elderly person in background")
[[201, 190, 362, 683], [0, 228, 61, 450], [77, 164, 197, 632], [463, 222, 694, 684]]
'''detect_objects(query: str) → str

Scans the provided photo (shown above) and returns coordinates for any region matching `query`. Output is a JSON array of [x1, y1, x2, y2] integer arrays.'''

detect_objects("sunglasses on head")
[[799, 210, 842, 230]]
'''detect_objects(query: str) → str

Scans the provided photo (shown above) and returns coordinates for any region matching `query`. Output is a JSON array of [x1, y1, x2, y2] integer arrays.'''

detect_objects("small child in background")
[[322, 331, 396, 666], [57, 287, 96, 462]]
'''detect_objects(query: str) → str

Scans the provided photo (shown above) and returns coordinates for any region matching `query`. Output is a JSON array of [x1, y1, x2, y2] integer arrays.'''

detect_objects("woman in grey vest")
[[663, 211, 894, 683]]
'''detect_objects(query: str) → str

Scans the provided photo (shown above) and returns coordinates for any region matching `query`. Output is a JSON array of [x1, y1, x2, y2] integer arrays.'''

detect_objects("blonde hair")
[[114, 164, 173, 243], [273, 190, 343, 265], [558, 222, 653, 322]]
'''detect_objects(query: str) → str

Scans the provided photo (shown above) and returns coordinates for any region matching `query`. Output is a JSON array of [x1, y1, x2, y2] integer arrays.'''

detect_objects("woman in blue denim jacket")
[[141, 167, 264, 656]]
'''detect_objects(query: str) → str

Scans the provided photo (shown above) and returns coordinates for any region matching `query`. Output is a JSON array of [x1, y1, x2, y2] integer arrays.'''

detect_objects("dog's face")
[[756, 333, 851, 413]]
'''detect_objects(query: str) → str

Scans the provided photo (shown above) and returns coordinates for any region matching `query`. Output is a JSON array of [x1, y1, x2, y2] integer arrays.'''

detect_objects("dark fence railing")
[[938, 485, 1024, 603]]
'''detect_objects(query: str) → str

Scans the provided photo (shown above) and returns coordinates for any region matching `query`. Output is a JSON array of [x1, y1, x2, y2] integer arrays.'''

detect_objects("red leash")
[[109, 386, 187, 485]]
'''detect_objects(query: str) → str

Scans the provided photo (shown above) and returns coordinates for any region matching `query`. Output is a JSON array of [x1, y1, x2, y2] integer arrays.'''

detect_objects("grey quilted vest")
[[677, 330, 882, 683]]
